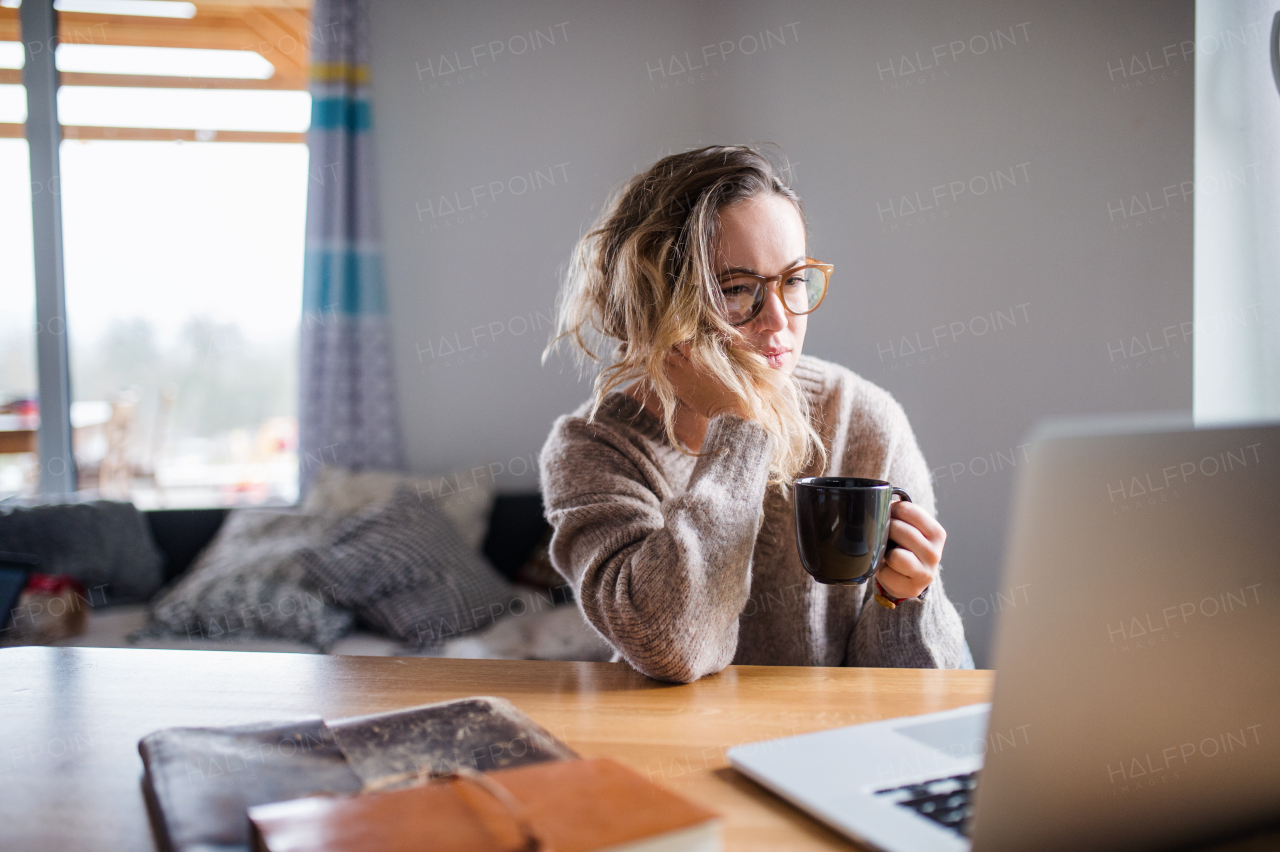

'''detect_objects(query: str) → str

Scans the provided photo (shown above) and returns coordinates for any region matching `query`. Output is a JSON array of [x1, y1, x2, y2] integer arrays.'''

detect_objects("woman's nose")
[[751, 287, 787, 333]]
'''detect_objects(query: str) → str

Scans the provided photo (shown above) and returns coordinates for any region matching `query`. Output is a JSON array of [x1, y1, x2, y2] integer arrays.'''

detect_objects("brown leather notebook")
[[139, 696, 577, 852], [247, 757, 722, 852]]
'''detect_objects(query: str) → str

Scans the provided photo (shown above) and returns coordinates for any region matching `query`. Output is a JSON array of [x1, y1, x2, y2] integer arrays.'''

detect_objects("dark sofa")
[[142, 492, 550, 586]]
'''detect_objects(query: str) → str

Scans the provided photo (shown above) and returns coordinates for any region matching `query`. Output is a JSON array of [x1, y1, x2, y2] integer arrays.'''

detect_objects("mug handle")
[[885, 487, 912, 551]]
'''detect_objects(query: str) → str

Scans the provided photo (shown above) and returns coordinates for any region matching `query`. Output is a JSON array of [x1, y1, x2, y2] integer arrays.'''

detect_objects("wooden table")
[[0, 646, 991, 851]]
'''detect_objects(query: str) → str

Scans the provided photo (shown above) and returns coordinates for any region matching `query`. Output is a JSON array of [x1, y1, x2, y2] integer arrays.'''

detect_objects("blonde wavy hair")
[[544, 145, 825, 484]]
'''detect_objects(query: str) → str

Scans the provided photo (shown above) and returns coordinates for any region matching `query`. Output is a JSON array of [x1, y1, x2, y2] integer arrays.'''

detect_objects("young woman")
[[541, 146, 971, 683]]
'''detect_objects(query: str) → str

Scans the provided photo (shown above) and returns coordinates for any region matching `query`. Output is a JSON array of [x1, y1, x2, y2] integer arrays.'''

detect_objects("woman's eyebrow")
[[717, 256, 807, 277]]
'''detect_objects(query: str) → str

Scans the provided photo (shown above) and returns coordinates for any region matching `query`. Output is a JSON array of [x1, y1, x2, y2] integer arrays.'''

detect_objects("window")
[[0, 29, 37, 495], [2, 0, 313, 506]]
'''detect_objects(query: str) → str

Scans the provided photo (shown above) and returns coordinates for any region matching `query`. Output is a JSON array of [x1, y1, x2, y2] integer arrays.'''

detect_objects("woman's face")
[[713, 193, 808, 375]]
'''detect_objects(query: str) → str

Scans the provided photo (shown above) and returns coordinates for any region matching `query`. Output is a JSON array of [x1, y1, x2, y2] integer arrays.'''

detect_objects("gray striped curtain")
[[299, 0, 403, 493]]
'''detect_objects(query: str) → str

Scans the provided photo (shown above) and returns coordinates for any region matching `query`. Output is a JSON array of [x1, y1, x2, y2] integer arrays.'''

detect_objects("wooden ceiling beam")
[[0, 8, 312, 63], [1, 7, 17, 42], [261, 4, 310, 40], [58, 15, 293, 54], [0, 68, 305, 89], [0, 4, 315, 93], [69, 70, 306, 89], [238, 7, 307, 77], [192, 1, 311, 10], [63, 124, 304, 143], [0, 122, 303, 143]]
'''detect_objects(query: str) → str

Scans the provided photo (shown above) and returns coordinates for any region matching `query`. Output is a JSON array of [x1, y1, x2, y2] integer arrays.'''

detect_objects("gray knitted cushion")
[[149, 509, 354, 649], [298, 487, 513, 646]]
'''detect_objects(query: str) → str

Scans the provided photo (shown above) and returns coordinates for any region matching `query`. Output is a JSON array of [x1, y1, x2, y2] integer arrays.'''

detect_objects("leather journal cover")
[[138, 696, 576, 852], [247, 756, 722, 852]]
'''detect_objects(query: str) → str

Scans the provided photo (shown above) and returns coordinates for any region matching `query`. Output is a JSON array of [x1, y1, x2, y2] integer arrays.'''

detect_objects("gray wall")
[[366, 0, 1193, 666]]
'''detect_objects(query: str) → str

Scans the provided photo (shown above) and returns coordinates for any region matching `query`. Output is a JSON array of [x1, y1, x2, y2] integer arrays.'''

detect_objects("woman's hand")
[[876, 498, 946, 600], [664, 346, 750, 421]]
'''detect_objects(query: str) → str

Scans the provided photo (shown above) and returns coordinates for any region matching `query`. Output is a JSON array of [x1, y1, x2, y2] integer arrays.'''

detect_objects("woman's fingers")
[[888, 518, 941, 567], [877, 502, 947, 601], [890, 499, 946, 548], [664, 345, 747, 420], [664, 348, 709, 414], [878, 547, 932, 599]]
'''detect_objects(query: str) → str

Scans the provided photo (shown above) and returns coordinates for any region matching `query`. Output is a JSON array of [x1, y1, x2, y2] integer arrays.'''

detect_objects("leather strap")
[[434, 766, 548, 852]]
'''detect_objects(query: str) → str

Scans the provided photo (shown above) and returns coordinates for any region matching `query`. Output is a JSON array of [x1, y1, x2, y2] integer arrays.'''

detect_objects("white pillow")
[[302, 467, 494, 552]]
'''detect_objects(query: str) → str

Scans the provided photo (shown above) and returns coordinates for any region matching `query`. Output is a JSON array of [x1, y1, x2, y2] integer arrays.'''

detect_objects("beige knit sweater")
[[539, 355, 972, 683]]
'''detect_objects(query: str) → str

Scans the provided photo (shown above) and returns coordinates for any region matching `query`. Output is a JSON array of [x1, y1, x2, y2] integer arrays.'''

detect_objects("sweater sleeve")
[[540, 412, 773, 683], [847, 397, 974, 669]]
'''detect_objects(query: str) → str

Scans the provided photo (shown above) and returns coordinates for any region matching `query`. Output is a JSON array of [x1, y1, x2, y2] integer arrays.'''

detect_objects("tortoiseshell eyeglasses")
[[715, 258, 833, 326]]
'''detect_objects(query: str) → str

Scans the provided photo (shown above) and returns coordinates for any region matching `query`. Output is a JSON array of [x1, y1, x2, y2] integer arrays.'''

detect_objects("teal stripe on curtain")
[[302, 248, 388, 316], [310, 98, 373, 132]]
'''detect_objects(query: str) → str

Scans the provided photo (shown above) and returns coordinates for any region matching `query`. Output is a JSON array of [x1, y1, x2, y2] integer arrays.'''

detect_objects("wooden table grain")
[[0, 646, 992, 850]]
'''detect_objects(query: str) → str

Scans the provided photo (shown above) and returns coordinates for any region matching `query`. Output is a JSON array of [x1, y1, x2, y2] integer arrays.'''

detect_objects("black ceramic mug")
[[793, 477, 912, 585]]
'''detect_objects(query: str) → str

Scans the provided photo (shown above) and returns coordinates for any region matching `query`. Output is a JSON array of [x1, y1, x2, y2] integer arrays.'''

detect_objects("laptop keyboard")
[[873, 770, 979, 837]]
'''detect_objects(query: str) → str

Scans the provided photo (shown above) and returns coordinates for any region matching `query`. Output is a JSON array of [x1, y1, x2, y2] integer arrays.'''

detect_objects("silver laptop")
[[728, 416, 1280, 851]]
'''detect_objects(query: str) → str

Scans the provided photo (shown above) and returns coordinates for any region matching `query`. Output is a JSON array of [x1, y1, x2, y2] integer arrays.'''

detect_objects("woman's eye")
[[784, 276, 804, 287], [721, 285, 752, 298]]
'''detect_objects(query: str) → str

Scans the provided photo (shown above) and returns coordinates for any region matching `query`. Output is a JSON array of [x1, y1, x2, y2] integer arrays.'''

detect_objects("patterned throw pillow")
[[301, 467, 494, 552], [298, 487, 514, 647], [149, 509, 355, 649]]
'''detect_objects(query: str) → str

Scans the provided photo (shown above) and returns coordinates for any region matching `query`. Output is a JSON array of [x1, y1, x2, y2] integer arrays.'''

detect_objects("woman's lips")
[[763, 348, 790, 368]]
